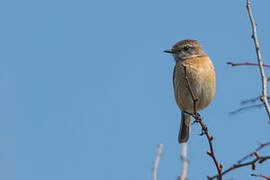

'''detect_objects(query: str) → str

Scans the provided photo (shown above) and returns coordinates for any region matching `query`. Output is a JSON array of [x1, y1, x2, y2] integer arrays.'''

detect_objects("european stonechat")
[[164, 39, 215, 143]]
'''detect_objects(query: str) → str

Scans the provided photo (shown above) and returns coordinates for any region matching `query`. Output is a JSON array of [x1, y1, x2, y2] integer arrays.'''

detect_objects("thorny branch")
[[227, 0, 270, 120], [238, 142, 270, 163], [227, 62, 270, 68], [251, 174, 270, 180], [208, 142, 270, 179], [182, 64, 223, 180], [209, 152, 270, 180], [246, 0, 270, 122], [153, 144, 163, 180]]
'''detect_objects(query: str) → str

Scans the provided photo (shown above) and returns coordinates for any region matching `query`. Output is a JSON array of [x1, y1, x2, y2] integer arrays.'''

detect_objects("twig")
[[246, 0, 270, 123], [230, 97, 270, 115], [179, 143, 188, 180], [241, 96, 270, 105], [209, 152, 270, 180], [153, 144, 163, 180], [251, 174, 270, 180], [227, 62, 270, 68], [229, 104, 264, 115], [181, 65, 223, 180], [241, 96, 261, 105], [238, 142, 270, 163], [182, 65, 198, 113]]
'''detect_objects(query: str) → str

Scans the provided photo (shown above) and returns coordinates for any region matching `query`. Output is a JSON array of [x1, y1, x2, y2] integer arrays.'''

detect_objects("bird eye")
[[183, 46, 190, 51]]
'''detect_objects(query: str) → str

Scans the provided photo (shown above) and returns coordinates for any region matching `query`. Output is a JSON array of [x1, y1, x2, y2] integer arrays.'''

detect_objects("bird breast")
[[173, 56, 216, 113]]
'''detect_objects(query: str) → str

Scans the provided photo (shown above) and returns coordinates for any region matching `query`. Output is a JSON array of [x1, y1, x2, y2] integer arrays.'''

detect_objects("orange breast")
[[173, 56, 216, 112]]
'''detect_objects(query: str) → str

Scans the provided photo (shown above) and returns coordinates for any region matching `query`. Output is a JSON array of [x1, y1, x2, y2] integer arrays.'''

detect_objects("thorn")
[[252, 163, 256, 170], [254, 151, 259, 158], [220, 163, 223, 169]]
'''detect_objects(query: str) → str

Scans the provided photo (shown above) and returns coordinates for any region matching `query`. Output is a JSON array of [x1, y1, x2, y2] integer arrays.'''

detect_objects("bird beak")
[[163, 49, 175, 54]]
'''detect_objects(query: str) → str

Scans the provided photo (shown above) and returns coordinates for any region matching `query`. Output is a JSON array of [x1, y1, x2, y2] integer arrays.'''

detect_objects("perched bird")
[[164, 40, 215, 143]]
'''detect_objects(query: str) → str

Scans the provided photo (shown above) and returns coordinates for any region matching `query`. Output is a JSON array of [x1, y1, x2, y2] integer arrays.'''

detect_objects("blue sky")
[[1, 0, 270, 179]]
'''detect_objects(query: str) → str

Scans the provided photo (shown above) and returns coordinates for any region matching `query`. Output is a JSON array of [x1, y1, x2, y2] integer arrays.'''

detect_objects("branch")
[[179, 143, 188, 180], [227, 61, 270, 68], [209, 152, 270, 180], [229, 103, 264, 115], [241, 96, 270, 105], [251, 174, 270, 180], [246, 0, 270, 123], [238, 142, 270, 163], [153, 144, 163, 180], [229, 97, 270, 115], [181, 65, 223, 180]]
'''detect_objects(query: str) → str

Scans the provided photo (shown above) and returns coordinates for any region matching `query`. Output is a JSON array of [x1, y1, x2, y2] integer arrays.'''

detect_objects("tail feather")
[[178, 111, 191, 143]]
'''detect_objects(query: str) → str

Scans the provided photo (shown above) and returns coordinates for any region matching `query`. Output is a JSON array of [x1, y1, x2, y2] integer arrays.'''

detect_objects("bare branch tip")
[[254, 151, 259, 158], [220, 163, 223, 169]]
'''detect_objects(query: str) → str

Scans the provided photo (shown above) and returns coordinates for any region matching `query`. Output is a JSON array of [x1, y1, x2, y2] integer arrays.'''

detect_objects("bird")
[[164, 39, 215, 143]]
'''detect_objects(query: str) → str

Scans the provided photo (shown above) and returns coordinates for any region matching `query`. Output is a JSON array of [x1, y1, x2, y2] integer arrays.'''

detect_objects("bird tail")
[[178, 111, 191, 143]]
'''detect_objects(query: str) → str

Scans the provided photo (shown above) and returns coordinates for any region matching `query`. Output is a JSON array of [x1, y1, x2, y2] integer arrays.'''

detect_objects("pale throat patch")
[[183, 54, 201, 59], [176, 54, 202, 61]]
